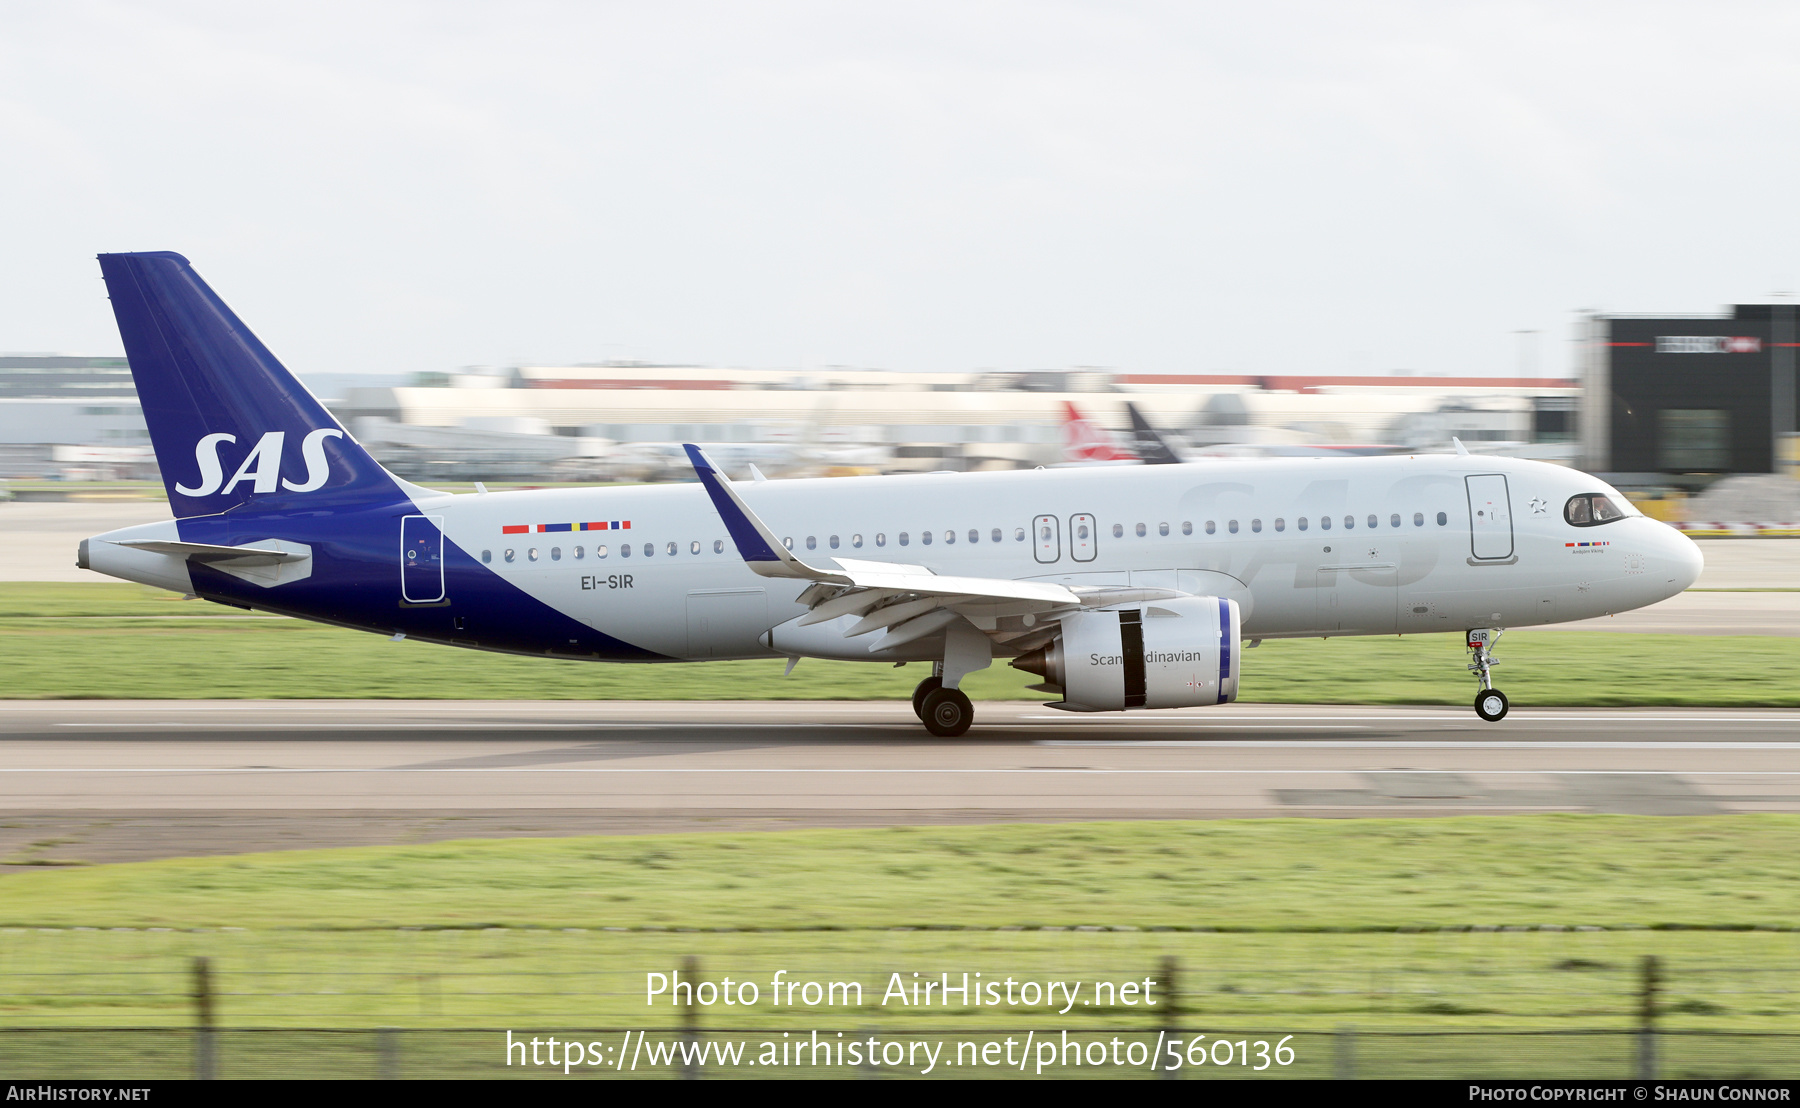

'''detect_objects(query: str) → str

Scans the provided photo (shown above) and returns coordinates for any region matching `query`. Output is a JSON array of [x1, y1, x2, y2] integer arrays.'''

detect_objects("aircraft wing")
[[684, 444, 1183, 651]]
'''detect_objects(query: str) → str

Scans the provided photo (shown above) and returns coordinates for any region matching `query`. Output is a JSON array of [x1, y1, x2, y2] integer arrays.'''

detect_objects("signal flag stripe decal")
[[506, 521, 630, 534]]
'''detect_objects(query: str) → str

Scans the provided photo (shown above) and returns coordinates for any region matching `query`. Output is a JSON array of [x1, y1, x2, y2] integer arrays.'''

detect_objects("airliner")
[[79, 252, 1703, 735]]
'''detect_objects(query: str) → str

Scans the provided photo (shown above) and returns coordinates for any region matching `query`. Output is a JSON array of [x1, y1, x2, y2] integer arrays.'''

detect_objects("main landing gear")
[[911, 668, 974, 737], [1466, 628, 1509, 722], [912, 624, 990, 739]]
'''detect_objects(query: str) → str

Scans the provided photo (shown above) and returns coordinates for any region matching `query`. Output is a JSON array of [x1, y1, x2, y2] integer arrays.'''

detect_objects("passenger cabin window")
[[1414, 512, 1424, 527], [666, 542, 676, 556], [1344, 516, 1354, 530], [1367, 514, 1378, 528], [481, 550, 492, 564], [1181, 521, 1192, 536], [1298, 517, 1308, 531], [1566, 494, 1626, 527], [1112, 523, 1124, 538], [1228, 520, 1239, 534], [689, 541, 700, 555], [1274, 518, 1285, 532], [1205, 521, 1216, 535], [574, 546, 584, 559], [783, 537, 793, 550], [528, 548, 539, 562], [899, 532, 910, 546], [1158, 522, 1169, 537], [1014, 527, 1025, 542], [598, 545, 609, 558], [644, 543, 654, 557], [806, 536, 816, 550], [1135, 523, 1146, 537], [551, 547, 561, 561], [620, 545, 630, 558], [877, 533, 887, 547], [990, 528, 1001, 542], [713, 540, 723, 554], [1320, 517, 1331, 531], [1250, 519, 1262, 533], [1390, 513, 1401, 528], [969, 529, 979, 544], [1436, 512, 1448, 526], [852, 534, 864, 548], [922, 531, 933, 545]]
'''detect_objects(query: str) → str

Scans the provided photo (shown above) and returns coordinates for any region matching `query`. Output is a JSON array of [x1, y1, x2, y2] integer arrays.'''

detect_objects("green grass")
[[4, 817, 1800, 1038], [4, 583, 1799, 703], [5, 815, 1799, 932]]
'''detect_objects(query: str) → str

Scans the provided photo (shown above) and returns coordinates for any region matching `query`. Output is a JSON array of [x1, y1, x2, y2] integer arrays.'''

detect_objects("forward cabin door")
[[401, 515, 446, 603], [1466, 474, 1515, 561]]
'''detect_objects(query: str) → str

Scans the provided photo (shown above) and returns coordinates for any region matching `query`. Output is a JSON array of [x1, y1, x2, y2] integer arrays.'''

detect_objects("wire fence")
[[3, 1027, 1798, 1080], [3, 945, 1797, 1079]]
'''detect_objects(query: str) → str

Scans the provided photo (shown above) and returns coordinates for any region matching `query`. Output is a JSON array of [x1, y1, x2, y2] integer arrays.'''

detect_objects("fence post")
[[378, 1027, 399, 1080], [192, 956, 216, 1081], [1334, 1024, 1356, 1080], [1159, 956, 1180, 1080], [1636, 955, 1659, 1080], [681, 955, 701, 1080]]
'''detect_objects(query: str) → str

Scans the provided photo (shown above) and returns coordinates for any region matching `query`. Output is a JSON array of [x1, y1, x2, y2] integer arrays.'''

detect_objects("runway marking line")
[[2, 768, 1800, 776], [1035, 740, 1800, 750], [1020, 714, 1800, 724]]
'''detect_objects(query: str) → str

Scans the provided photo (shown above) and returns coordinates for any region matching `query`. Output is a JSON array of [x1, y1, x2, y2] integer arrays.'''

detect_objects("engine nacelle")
[[1012, 597, 1241, 711]]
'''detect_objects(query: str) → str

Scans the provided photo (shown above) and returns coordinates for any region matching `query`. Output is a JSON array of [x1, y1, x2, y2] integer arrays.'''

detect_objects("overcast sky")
[[3, 1, 1798, 379]]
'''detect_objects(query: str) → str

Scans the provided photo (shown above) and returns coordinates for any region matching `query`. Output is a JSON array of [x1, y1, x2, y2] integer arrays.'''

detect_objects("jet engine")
[[1011, 596, 1241, 712]]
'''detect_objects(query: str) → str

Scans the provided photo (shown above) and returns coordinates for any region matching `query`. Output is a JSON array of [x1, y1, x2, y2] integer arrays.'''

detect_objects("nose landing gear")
[[1467, 628, 1509, 722]]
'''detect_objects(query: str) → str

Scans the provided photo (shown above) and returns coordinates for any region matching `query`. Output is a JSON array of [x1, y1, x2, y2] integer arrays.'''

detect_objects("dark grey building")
[[1582, 305, 1799, 484]]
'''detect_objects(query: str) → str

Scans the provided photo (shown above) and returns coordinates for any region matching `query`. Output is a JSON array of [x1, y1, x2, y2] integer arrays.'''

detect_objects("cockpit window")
[[1566, 493, 1625, 527]]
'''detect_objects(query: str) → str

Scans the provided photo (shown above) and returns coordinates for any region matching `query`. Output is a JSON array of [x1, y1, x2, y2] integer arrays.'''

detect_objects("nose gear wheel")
[[1475, 688, 1509, 722]]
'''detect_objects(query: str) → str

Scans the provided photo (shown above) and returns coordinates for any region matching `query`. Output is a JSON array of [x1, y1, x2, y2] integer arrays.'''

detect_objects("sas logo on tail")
[[175, 429, 344, 497]]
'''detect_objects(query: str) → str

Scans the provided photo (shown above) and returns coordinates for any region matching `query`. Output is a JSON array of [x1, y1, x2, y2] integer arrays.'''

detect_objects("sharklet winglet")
[[682, 444, 849, 583]]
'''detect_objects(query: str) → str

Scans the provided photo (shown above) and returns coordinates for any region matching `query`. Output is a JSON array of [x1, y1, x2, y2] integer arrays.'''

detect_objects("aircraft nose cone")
[[1663, 526, 1704, 593]]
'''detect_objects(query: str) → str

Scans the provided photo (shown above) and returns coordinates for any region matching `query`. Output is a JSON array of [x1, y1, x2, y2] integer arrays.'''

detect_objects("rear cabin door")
[[1033, 514, 1061, 563], [1465, 474, 1515, 561], [401, 515, 445, 603]]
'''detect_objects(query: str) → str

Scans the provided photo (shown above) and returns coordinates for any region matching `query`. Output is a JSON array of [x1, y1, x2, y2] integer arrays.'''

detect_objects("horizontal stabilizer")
[[113, 539, 297, 564]]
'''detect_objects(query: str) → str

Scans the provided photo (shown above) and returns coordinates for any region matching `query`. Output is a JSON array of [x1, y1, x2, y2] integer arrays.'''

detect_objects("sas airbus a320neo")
[[81, 252, 1702, 735]]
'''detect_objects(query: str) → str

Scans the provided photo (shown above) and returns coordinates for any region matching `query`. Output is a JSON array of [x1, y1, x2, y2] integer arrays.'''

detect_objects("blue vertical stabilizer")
[[97, 251, 402, 517]]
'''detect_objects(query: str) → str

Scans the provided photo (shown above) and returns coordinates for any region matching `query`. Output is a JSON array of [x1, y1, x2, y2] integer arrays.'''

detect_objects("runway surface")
[[4, 700, 1799, 868]]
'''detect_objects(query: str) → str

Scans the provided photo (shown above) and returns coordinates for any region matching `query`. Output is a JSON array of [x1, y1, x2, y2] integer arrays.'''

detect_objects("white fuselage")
[[389, 453, 1700, 660]]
